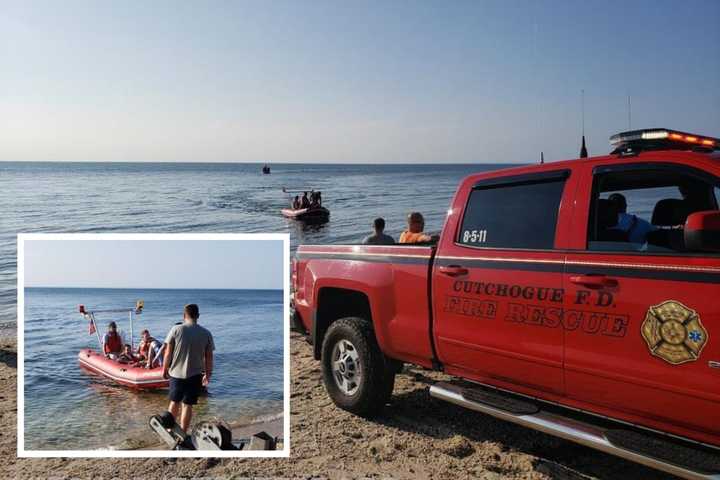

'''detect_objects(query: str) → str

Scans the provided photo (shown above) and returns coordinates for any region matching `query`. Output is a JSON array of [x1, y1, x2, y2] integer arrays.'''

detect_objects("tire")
[[321, 317, 395, 418]]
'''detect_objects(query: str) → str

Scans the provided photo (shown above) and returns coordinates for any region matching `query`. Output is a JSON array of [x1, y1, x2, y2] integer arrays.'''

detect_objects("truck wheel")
[[321, 317, 395, 418]]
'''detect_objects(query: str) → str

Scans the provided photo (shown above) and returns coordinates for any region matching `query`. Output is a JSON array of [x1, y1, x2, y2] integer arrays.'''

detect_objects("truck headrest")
[[652, 199, 688, 226]]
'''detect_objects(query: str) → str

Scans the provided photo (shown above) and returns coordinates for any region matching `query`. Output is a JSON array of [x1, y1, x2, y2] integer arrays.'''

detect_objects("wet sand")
[[2, 333, 674, 479]]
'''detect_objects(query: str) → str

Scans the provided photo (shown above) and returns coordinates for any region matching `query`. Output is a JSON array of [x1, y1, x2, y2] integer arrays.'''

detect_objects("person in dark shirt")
[[362, 218, 395, 245]]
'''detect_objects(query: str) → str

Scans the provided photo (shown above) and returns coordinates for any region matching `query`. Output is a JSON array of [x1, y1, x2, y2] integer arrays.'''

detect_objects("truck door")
[[432, 169, 574, 396], [564, 161, 720, 443]]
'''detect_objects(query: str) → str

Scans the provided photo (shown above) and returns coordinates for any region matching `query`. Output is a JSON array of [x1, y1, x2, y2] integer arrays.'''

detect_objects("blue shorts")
[[168, 374, 203, 405]]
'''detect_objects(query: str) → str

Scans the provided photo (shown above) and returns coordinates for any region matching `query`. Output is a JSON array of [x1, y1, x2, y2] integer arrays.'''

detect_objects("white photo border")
[[17, 232, 291, 458]]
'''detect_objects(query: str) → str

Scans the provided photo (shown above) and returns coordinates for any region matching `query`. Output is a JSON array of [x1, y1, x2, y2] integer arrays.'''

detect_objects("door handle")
[[438, 265, 469, 277], [569, 274, 618, 289]]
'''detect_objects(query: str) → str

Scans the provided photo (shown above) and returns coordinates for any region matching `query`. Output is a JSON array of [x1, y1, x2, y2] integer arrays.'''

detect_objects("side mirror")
[[685, 211, 720, 252]]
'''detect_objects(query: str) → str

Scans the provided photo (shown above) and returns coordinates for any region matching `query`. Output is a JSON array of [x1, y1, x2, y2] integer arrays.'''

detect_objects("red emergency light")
[[610, 128, 718, 154], [79, 304, 86, 314]]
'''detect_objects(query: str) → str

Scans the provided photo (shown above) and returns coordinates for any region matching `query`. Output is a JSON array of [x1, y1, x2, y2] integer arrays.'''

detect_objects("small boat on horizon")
[[262, 164, 271, 174]]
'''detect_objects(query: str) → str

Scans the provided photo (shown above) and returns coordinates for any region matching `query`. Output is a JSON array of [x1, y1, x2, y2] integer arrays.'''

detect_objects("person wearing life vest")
[[137, 329, 156, 362], [102, 321, 123, 358], [399, 212, 434, 244]]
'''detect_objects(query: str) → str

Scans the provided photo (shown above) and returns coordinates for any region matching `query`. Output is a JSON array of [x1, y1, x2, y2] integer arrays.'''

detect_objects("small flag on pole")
[[88, 316, 96, 335]]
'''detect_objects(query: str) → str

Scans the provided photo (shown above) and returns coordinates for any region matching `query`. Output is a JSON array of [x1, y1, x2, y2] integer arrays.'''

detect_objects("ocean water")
[[23, 287, 283, 450], [0, 161, 501, 329]]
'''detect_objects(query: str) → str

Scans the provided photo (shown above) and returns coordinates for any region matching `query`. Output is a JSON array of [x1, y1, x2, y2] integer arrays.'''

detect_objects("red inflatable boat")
[[78, 348, 169, 390]]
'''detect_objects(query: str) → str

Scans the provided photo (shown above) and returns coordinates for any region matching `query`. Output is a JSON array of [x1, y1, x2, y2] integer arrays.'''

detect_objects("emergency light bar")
[[610, 128, 719, 154]]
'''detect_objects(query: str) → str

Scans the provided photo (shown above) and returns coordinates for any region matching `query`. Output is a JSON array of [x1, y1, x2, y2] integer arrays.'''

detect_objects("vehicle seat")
[[596, 199, 627, 242], [651, 199, 689, 226], [648, 199, 686, 250]]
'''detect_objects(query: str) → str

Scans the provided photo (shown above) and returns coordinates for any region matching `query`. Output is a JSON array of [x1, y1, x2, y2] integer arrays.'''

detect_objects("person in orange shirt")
[[399, 212, 434, 244]]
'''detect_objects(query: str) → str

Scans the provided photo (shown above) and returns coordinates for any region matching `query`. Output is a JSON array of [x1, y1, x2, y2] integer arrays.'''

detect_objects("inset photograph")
[[17, 233, 288, 457]]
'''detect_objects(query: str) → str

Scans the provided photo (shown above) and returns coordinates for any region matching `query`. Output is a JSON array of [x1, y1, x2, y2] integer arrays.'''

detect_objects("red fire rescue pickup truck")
[[292, 128, 720, 479]]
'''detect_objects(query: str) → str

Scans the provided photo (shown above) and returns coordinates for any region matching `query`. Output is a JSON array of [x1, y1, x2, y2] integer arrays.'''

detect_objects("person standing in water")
[[163, 304, 215, 432]]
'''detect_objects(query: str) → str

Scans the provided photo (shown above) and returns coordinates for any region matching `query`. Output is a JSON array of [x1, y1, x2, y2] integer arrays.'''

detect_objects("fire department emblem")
[[641, 300, 708, 365]]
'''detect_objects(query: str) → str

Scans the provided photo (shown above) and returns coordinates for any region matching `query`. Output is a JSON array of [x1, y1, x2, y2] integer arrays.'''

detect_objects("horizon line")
[[0, 159, 527, 165], [25, 286, 283, 291]]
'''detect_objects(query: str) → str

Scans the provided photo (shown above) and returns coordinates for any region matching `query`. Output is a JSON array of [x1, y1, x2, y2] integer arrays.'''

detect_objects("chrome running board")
[[429, 382, 720, 480]]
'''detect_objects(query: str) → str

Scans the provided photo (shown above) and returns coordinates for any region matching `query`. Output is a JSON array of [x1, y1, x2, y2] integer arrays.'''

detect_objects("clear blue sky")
[[1, 0, 718, 163], [24, 239, 284, 289]]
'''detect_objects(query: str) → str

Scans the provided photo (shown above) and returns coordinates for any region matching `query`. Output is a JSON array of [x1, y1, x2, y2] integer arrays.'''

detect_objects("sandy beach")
[[2, 332, 673, 479]]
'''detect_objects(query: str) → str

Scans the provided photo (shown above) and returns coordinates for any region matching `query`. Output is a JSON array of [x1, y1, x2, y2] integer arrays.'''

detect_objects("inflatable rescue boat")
[[78, 300, 168, 390], [78, 348, 168, 389], [281, 206, 330, 223]]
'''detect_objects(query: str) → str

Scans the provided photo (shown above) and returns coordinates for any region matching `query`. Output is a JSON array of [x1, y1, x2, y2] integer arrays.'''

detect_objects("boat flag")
[[88, 317, 96, 335]]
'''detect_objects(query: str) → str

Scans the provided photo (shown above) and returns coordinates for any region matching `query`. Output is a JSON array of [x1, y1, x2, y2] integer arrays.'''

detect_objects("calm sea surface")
[[0, 162, 505, 328], [23, 287, 283, 450]]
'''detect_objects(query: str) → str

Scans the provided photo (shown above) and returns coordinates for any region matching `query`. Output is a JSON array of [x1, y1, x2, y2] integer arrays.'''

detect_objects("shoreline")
[[3, 333, 671, 479]]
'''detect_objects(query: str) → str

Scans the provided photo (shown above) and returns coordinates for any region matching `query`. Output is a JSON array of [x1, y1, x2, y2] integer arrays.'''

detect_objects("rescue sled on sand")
[[78, 301, 169, 390]]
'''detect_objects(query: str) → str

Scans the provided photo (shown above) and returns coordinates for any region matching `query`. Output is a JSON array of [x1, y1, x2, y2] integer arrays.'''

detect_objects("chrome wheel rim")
[[331, 339, 361, 395]]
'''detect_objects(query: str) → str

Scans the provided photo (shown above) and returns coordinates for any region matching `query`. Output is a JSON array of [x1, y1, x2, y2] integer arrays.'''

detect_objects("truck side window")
[[458, 178, 565, 249], [588, 167, 719, 253]]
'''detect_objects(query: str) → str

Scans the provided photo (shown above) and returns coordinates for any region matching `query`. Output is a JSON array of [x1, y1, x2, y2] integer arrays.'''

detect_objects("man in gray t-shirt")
[[163, 303, 215, 432]]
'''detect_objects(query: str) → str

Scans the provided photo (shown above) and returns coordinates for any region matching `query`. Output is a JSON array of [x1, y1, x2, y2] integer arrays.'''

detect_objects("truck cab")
[[293, 128, 720, 479]]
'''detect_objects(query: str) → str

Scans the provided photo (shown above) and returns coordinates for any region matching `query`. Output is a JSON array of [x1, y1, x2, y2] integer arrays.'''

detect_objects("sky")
[[23, 238, 284, 289], [1, 0, 718, 164]]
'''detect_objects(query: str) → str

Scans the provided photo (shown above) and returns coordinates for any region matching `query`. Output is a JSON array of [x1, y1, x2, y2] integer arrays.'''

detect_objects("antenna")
[[540, 151, 544, 164], [579, 90, 588, 158], [581, 89, 585, 136], [627, 95, 632, 130]]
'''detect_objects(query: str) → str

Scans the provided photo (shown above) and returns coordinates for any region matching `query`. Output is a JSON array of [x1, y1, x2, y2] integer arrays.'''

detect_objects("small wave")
[[227, 410, 284, 429]]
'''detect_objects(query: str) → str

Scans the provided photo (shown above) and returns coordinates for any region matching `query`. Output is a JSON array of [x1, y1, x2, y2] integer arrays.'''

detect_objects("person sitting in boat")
[[399, 212, 436, 244], [102, 321, 123, 359], [118, 343, 139, 365], [310, 192, 320, 209], [147, 339, 164, 369], [137, 329, 156, 361], [300, 192, 310, 209], [292, 195, 301, 210]]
